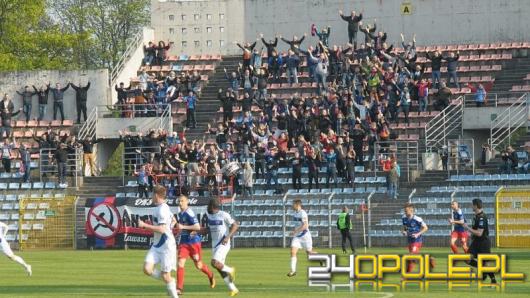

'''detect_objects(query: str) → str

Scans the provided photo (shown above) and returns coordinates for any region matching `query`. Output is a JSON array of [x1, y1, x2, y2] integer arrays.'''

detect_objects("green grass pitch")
[[0, 248, 529, 297]]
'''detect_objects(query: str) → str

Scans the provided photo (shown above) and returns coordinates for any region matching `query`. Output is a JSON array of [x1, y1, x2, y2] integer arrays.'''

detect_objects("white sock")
[[223, 276, 237, 291], [167, 279, 178, 298], [12, 255, 28, 268], [290, 256, 297, 273], [221, 265, 233, 273], [150, 268, 161, 280]]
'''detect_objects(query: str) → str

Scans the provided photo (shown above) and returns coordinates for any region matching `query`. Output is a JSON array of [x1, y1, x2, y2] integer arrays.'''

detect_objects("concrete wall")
[[111, 28, 155, 104], [96, 117, 167, 138], [0, 70, 109, 122], [151, 0, 530, 55], [244, 0, 530, 51], [463, 106, 530, 130]]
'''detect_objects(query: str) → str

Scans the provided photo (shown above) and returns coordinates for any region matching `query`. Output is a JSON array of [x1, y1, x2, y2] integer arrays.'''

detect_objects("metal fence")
[[489, 93, 529, 152]]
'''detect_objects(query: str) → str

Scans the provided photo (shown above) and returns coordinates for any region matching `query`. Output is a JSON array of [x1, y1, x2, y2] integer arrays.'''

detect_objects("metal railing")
[[78, 104, 172, 141], [159, 104, 172, 132], [463, 92, 527, 107], [78, 107, 98, 141], [373, 140, 420, 182], [39, 147, 83, 187], [109, 30, 144, 87], [489, 93, 529, 152], [424, 96, 463, 151]]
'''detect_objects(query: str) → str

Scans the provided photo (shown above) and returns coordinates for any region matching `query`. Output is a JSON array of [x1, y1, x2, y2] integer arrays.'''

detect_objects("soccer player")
[[205, 198, 239, 296], [448, 201, 469, 254], [401, 203, 434, 272], [138, 185, 178, 298], [464, 198, 497, 284], [176, 195, 215, 295], [287, 199, 319, 277], [0, 221, 32, 276]]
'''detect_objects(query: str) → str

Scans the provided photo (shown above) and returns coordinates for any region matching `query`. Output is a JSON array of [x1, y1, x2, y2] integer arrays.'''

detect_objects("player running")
[[287, 199, 319, 277], [448, 201, 469, 254], [138, 185, 178, 298], [464, 198, 497, 284], [176, 195, 215, 295], [0, 221, 32, 276], [204, 198, 239, 296], [401, 203, 435, 272]]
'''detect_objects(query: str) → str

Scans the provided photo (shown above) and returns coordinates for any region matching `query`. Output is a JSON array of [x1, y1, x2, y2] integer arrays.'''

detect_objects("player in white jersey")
[[138, 185, 178, 298], [287, 199, 319, 277], [204, 198, 239, 296], [0, 221, 31, 276]]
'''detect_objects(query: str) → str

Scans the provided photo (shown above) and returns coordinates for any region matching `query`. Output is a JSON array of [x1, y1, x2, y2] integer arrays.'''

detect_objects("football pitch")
[[0, 248, 529, 298]]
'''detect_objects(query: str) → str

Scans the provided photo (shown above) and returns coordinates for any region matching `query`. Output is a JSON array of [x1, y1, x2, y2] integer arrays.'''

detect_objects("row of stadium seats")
[[0, 182, 66, 190], [233, 198, 364, 207], [447, 174, 530, 182], [428, 185, 500, 193], [411, 196, 495, 204], [371, 229, 496, 237], [237, 230, 319, 239]]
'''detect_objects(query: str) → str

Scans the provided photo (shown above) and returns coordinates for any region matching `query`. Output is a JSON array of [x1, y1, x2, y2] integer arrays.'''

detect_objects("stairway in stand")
[[180, 56, 241, 140]]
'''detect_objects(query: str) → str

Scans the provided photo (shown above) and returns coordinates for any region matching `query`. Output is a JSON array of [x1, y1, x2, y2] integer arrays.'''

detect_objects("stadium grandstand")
[[1, 0, 530, 297]]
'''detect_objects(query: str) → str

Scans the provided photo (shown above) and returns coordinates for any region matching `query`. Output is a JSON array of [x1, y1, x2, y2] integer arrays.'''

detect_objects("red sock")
[[177, 267, 185, 290], [200, 263, 213, 278], [430, 257, 436, 269], [463, 247, 469, 254], [406, 260, 415, 273], [450, 243, 458, 254]]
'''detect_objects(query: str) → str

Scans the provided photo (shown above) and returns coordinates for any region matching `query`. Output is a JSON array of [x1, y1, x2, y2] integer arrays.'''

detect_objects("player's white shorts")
[[212, 242, 230, 264], [145, 246, 176, 273], [0, 238, 14, 257], [291, 232, 313, 251]]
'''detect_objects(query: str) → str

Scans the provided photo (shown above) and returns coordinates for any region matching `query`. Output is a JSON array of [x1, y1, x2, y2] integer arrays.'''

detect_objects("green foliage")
[[101, 142, 123, 176], [50, 0, 150, 70], [0, 0, 80, 70], [0, 0, 149, 71]]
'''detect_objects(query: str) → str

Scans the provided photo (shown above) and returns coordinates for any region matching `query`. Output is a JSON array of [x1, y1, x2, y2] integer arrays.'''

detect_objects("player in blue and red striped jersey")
[[401, 203, 435, 272], [176, 195, 215, 295], [448, 201, 469, 254]]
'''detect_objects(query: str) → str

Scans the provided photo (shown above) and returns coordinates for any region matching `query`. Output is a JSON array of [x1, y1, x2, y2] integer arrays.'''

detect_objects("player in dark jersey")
[[176, 195, 215, 294], [401, 203, 435, 272], [464, 198, 497, 284], [448, 201, 469, 253]]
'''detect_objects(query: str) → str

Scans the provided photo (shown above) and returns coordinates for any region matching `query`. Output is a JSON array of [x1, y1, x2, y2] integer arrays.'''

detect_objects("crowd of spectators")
[[207, 9, 465, 197]]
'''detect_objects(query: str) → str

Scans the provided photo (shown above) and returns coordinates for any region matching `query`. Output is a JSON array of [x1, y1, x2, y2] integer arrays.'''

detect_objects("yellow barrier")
[[18, 196, 77, 250], [495, 188, 530, 248]]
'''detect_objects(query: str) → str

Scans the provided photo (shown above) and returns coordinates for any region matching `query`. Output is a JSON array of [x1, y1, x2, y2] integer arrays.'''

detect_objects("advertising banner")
[[85, 196, 209, 249]]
